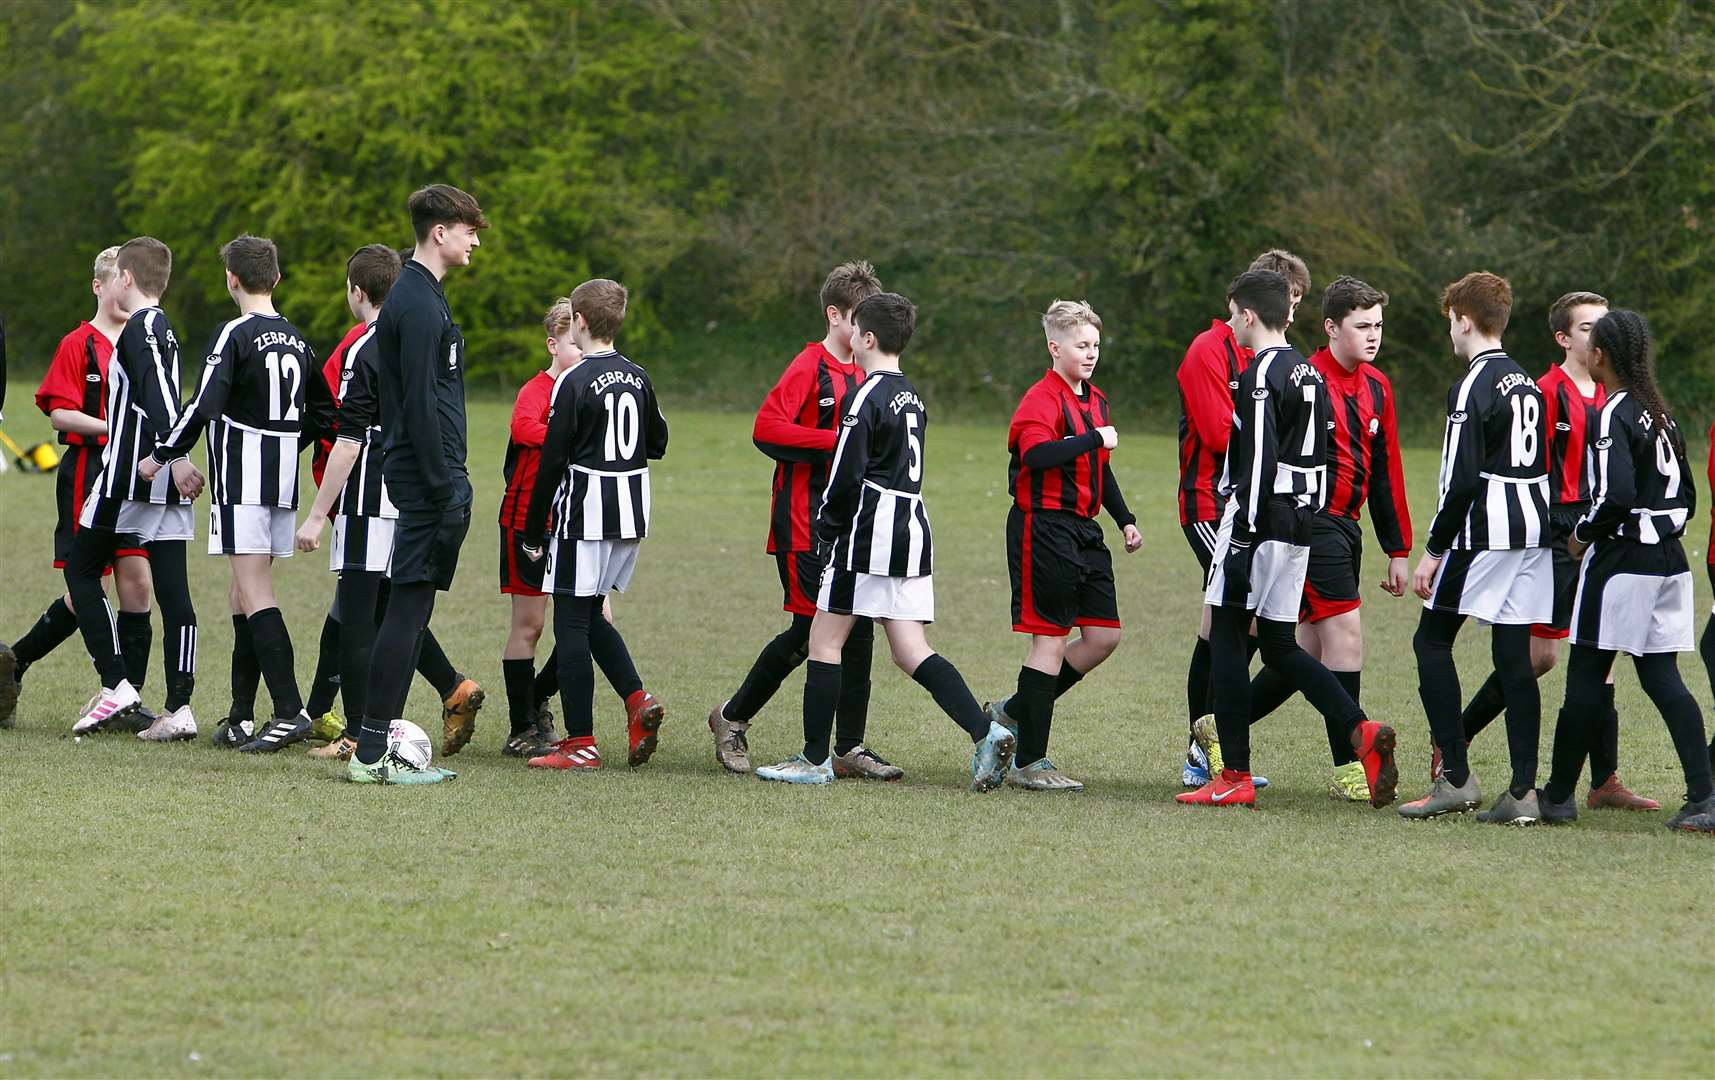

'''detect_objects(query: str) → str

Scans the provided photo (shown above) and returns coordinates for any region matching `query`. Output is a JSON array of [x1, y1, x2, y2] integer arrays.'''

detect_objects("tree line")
[[2, 0, 1709, 426]]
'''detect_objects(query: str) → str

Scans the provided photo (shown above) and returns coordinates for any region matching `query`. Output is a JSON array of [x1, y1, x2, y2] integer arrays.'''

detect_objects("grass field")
[[1, 403, 1711, 1077]]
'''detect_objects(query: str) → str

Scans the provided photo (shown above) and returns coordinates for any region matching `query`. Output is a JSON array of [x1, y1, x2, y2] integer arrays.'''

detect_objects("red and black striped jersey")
[[499, 370, 554, 531], [1311, 347, 1412, 557], [1008, 370, 1112, 518], [1706, 419, 1714, 566], [35, 322, 114, 447], [1177, 319, 1252, 524], [312, 321, 367, 488], [753, 342, 865, 553], [1538, 364, 1605, 507]]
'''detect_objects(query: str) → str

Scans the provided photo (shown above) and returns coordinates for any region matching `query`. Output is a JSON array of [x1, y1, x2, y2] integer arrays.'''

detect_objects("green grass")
[[1, 405, 1711, 1077]]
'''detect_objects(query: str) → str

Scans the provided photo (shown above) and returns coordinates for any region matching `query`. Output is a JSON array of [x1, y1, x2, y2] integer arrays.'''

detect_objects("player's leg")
[[1181, 522, 1218, 784], [4, 594, 82, 724], [229, 552, 309, 751], [302, 605, 344, 736], [112, 544, 153, 716], [502, 592, 552, 755], [1539, 643, 1616, 821], [1312, 610, 1366, 800], [1631, 652, 1715, 831], [353, 581, 438, 763], [64, 526, 140, 731], [830, 617, 900, 780], [1476, 623, 1540, 822], [308, 570, 383, 758], [755, 601, 854, 784], [527, 592, 605, 770], [1400, 603, 1482, 817], [711, 552, 819, 773], [1178, 602, 1255, 806], [879, 616, 1013, 792]]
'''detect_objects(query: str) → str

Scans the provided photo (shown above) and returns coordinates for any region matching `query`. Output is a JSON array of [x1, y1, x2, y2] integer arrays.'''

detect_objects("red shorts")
[[499, 527, 546, 596], [776, 551, 822, 617], [54, 446, 146, 574]]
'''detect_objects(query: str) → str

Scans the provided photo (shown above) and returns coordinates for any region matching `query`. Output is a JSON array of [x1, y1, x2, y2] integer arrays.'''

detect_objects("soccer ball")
[[385, 719, 433, 771]]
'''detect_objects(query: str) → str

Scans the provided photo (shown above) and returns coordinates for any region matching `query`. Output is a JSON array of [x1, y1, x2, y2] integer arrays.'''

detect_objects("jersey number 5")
[[905, 412, 922, 482], [604, 392, 640, 461]]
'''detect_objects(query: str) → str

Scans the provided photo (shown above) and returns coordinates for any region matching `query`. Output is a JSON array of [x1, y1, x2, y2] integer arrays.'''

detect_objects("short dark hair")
[[1548, 290, 1608, 338], [117, 236, 172, 297], [1248, 249, 1311, 301], [346, 244, 401, 305], [407, 184, 489, 243], [1440, 271, 1512, 337], [820, 260, 882, 317], [1322, 275, 1388, 326], [1227, 269, 1291, 332], [221, 235, 280, 294], [853, 292, 917, 355], [570, 278, 628, 341]]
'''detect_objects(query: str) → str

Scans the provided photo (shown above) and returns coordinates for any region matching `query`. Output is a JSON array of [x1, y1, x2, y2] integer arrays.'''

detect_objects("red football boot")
[[626, 689, 664, 767], [528, 735, 601, 770], [1175, 768, 1256, 807], [1352, 720, 1398, 808]]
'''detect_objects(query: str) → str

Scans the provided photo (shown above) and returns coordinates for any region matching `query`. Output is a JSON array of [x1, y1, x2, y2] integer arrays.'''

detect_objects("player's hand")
[[295, 514, 326, 553], [1412, 552, 1441, 601], [1381, 556, 1408, 597], [137, 455, 162, 482], [522, 541, 545, 563], [1096, 425, 1119, 450], [1121, 524, 1143, 553], [1566, 531, 1589, 560], [170, 458, 204, 500]]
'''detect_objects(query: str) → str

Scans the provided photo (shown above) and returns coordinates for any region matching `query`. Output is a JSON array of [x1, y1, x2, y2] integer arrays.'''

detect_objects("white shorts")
[[1203, 502, 1308, 623], [818, 566, 935, 622], [331, 514, 395, 574], [1424, 547, 1553, 625], [1571, 542, 1695, 656], [209, 504, 295, 557], [89, 500, 195, 544], [546, 537, 639, 597]]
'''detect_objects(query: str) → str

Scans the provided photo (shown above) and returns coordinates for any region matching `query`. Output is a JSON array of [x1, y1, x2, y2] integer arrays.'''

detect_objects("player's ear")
[[1324, 317, 1337, 339]]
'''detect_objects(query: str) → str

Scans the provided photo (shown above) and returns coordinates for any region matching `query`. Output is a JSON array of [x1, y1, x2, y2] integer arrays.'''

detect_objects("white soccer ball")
[[386, 719, 434, 771]]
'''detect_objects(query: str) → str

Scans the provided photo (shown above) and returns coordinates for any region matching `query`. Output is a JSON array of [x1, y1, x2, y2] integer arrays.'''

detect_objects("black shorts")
[[54, 445, 146, 570], [1183, 518, 1219, 578], [1301, 514, 1362, 623], [1008, 507, 1120, 636], [500, 527, 546, 596], [391, 505, 470, 591], [775, 551, 822, 617], [1534, 506, 1586, 639]]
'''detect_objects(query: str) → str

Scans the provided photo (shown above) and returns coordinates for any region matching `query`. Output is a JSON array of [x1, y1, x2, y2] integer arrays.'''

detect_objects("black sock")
[[334, 571, 382, 737], [1014, 665, 1058, 767], [728, 614, 812, 724], [1327, 670, 1360, 766], [355, 715, 391, 766], [1635, 653, 1713, 804], [503, 657, 536, 736], [1186, 635, 1211, 728], [1460, 672, 1507, 743], [116, 610, 153, 693], [1246, 665, 1296, 726], [148, 540, 196, 712], [833, 620, 874, 756], [553, 595, 598, 740], [589, 613, 643, 700], [1208, 606, 1253, 773], [1415, 608, 1470, 787], [1492, 624, 1539, 797], [1055, 659, 1085, 698], [247, 607, 303, 720], [910, 653, 988, 742], [801, 658, 840, 763], [1589, 683, 1618, 787], [305, 613, 343, 718], [229, 613, 260, 720], [13, 597, 81, 671], [63, 527, 126, 688], [533, 648, 559, 709]]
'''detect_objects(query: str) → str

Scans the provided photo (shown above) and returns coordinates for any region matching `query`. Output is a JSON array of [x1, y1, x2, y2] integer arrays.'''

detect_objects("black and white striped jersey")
[[1425, 349, 1550, 556], [332, 323, 395, 520], [85, 306, 187, 527], [1574, 392, 1696, 547], [156, 311, 332, 509], [522, 350, 669, 544], [816, 370, 934, 577], [1219, 344, 1329, 542]]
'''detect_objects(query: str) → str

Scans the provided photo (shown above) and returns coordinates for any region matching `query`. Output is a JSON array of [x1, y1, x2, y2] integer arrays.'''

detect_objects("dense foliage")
[[2, 0, 1709, 423]]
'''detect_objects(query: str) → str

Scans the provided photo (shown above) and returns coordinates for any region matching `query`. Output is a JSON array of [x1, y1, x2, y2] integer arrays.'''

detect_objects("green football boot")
[[347, 754, 457, 785]]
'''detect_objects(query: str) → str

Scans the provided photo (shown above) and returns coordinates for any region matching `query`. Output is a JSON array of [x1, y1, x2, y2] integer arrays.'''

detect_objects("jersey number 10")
[[604, 392, 640, 461]]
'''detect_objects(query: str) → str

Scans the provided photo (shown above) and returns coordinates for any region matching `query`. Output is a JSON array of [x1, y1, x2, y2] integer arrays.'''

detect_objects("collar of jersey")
[[1467, 347, 1507, 367]]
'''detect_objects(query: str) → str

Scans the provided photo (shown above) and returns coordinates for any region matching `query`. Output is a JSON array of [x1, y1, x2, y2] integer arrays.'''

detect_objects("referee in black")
[[349, 184, 488, 784]]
